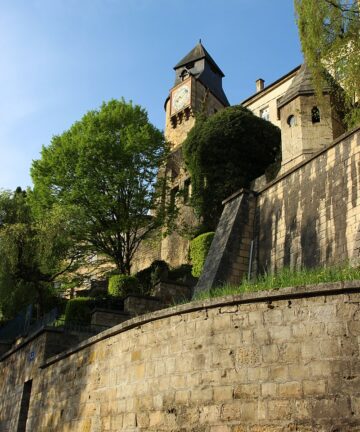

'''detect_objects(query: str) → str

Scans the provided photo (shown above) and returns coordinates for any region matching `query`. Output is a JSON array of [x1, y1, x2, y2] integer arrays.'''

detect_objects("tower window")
[[183, 179, 191, 203], [180, 70, 189, 81], [287, 115, 296, 127], [169, 186, 179, 212], [311, 106, 321, 123]]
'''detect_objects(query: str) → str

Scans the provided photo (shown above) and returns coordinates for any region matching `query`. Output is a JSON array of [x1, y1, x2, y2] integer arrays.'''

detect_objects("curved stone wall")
[[1, 282, 360, 431]]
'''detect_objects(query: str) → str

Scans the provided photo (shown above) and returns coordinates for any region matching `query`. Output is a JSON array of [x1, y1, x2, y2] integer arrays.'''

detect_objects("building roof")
[[241, 65, 301, 106], [174, 42, 225, 77], [277, 63, 331, 109]]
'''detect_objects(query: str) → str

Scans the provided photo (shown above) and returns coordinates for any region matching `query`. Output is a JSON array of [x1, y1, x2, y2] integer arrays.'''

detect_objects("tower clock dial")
[[171, 81, 191, 114]]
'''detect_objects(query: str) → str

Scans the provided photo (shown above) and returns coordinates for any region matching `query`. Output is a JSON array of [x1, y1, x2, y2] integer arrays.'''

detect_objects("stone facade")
[[242, 66, 300, 129], [1, 282, 360, 431], [255, 127, 360, 274], [199, 127, 360, 290]]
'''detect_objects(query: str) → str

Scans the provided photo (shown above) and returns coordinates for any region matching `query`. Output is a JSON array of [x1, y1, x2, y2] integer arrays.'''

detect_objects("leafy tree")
[[295, 0, 360, 128], [0, 188, 79, 319], [31, 99, 168, 275], [183, 106, 281, 231]]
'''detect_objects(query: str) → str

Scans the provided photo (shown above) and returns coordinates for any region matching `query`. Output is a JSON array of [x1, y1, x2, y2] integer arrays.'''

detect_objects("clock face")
[[171, 83, 191, 114]]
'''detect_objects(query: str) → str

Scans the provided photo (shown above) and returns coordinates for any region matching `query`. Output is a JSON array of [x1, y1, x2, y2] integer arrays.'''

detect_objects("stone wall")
[[1, 282, 360, 431], [255, 127, 360, 274]]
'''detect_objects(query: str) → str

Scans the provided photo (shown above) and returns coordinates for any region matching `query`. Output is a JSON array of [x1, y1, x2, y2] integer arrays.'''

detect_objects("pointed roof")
[[174, 42, 225, 77], [277, 63, 330, 109]]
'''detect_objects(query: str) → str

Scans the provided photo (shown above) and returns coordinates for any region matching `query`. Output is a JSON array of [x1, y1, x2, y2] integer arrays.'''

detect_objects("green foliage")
[[190, 232, 215, 277], [168, 264, 193, 282], [135, 260, 169, 294], [108, 274, 141, 297], [31, 99, 168, 275], [0, 188, 78, 320], [194, 264, 360, 301], [295, 0, 360, 128], [64, 297, 95, 324], [183, 106, 281, 230]]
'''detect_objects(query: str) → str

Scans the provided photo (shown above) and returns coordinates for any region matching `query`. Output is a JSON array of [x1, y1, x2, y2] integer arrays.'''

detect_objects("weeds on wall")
[[193, 264, 360, 301]]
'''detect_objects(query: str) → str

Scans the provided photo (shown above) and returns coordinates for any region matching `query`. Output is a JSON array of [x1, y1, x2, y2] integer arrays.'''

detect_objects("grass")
[[193, 264, 360, 301]]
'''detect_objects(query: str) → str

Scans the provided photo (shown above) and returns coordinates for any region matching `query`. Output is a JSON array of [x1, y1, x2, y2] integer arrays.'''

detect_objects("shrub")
[[136, 260, 169, 293], [108, 274, 141, 297], [190, 232, 215, 277], [183, 106, 281, 230], [64, 297, 95, 324], [168, 264, 193, 282]]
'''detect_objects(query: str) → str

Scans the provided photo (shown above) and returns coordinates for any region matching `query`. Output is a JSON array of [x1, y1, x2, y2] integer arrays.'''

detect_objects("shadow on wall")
[[256, 133, 358, 274]]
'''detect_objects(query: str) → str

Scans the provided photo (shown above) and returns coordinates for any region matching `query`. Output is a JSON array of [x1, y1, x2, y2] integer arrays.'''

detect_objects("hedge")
[[64, 297, 95, 324], [135, 260, 169, 293], [190, 232, 215, 277], [108, 274, 141, 297]]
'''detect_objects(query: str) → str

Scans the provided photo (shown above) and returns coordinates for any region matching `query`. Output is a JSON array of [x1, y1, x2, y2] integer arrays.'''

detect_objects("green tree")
[[31, 99, 168, 275], [0, 188, 79, 319], [183, 106, 281, 231], [295, 0, 360, 128]]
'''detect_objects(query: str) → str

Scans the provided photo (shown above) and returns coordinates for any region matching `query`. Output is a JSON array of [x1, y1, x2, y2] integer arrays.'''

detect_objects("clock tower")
[[165, 41, 229, 149], [161, 42, 229, 267]]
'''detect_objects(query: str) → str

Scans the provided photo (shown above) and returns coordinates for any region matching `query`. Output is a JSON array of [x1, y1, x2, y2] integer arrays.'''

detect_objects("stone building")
[[135, 42, 347, 278], [1, 42, 360, 432], [132, 42, 230, 271]]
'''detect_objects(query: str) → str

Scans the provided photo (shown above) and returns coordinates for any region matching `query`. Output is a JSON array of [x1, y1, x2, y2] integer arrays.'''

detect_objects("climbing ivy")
[[183, 106, 281, 231]]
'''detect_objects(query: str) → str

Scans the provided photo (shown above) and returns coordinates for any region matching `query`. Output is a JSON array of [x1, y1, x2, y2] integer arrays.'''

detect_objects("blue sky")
[[0, 0, 303, 190]]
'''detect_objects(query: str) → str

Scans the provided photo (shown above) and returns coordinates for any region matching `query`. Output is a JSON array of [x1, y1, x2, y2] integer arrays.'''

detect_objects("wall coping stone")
[[40, 279, 360, 369], [91, 308, 131, 317], [0, 326, 63, 362], [221, 188, 255, 206], [123, 294, 162, 302]]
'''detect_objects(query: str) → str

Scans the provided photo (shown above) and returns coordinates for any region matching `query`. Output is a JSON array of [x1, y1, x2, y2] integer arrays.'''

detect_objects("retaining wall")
[[1, 282, 360, 431]]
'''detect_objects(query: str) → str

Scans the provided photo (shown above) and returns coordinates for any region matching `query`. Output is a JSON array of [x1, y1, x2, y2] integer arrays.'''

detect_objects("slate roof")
[[277, 63, 331, 109], [174, 42, 225, 77]]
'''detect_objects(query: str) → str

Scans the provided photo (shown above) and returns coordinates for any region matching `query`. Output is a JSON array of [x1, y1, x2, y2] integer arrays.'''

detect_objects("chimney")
[[256, 78, 265, 92]]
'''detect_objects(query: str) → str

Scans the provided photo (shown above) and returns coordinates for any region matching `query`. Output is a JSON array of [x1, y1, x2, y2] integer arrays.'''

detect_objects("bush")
[[136, 260, 169, 293], [108, 274, 141, 297], [168, 264, 193, 282], [64, 297, 95, 324], [183, 106, 281, 230], [190, 232, 215, 277]]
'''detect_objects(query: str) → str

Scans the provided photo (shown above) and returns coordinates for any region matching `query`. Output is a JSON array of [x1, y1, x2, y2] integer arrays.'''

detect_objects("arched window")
[[287, 115, 296, 127], [311, 106, 321, 123]]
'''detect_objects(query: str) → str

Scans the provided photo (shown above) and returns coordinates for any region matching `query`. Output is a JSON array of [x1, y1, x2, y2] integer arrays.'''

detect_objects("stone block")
[[199, 405, 220, 424], [175, 390, 189, 404], [122, 412, 136, 428], [269, 365, 289, 382], [267, 400, 292, 420], [191, 387, 213, 403], [278, 381, 302, 398], [303, 380, 326, 396], [213, 385, 233, 401], [149, 410, 164, 427], [261, 382, 278, 397], [234, 383, 260, 398], [262, 344, 280, 363]]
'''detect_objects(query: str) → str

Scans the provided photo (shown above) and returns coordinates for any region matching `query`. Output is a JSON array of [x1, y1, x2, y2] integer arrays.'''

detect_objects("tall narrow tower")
[[165, 41, 229, 149], [161, 42, 229, 267]]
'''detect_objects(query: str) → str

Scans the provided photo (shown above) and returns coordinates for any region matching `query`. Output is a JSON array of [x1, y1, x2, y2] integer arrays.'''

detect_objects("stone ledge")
[[0, 326, 63, 362], [40, 279, 360, 369]]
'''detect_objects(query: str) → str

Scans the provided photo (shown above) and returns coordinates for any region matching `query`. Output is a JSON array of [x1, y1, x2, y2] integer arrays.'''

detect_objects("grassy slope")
[[194, 265, 360, 301]]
